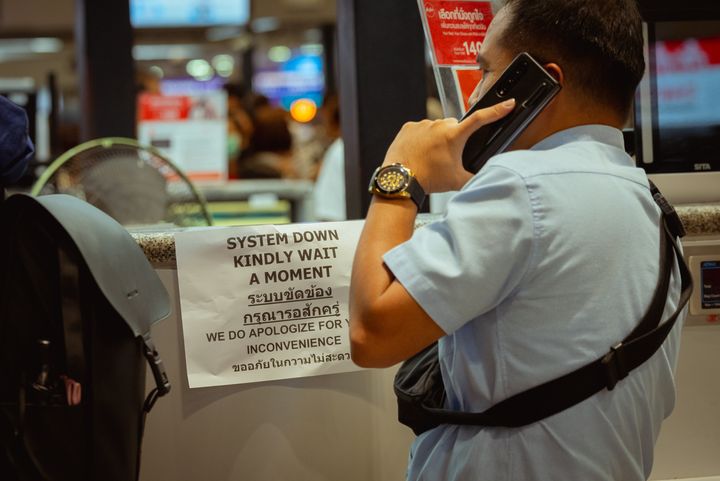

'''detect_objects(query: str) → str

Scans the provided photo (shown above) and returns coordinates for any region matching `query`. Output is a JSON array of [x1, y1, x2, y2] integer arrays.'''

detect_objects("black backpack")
[[0, 194, 171, 481]]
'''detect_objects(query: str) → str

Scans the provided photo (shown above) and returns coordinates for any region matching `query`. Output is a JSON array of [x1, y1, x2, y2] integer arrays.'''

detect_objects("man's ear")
[[543, 63, 564, 86]]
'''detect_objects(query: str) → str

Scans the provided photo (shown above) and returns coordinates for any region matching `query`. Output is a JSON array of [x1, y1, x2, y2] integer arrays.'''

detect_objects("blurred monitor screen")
[[253, 50, 325, 110], [636, 21, 720, 173], [655, 35, 720, 165], [131, 0, 250, 27], [161, 77, 225, 95]]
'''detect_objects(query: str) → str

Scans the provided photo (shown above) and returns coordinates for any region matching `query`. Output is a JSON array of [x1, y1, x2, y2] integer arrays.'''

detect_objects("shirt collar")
[[530, 124, 625, 152]]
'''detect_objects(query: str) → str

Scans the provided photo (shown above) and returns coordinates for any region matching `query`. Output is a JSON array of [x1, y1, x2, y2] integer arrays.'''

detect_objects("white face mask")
[[227, 132, 242, 159]]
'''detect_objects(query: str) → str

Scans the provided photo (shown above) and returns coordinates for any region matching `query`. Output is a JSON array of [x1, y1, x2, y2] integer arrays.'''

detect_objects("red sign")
[[454, 68, 483, 112], [655, 37, 720, 74], [423, 0, 494, 66], [138, 94, 192, 121]]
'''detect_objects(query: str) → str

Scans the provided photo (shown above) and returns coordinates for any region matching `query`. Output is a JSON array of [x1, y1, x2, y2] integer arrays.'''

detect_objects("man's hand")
[[382, 98, 516, 193], [349, 99, 516, 368]]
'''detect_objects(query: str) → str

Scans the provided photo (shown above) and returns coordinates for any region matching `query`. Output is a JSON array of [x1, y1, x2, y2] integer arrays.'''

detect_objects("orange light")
[[290, 98, 318, 123]]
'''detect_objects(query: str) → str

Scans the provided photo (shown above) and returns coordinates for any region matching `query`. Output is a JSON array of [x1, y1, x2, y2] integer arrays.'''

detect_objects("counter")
[[131, 205, 720, 268], [134, 204, 720, 481]]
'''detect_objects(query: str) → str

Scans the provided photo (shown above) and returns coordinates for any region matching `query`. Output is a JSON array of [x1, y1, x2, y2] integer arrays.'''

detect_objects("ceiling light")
[[300, 44, 324, 56], [149, 65, 164, 79], [212, 54, 235, 77], [268, 46, 292, 63], [0, 78, 35, 91], [186, 59, 214, 81], [133, 44, 204, 61], [29, 38, 63, 53], [0, 38, 63, 61]]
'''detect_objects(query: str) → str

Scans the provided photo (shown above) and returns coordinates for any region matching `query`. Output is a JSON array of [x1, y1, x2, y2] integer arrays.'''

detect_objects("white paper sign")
[[175, 221, 365, 388], [137, 91, 228, 182]]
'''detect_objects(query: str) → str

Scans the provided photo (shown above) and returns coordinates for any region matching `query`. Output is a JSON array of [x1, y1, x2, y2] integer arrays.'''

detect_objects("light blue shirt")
[[383, 125, 684, 481]]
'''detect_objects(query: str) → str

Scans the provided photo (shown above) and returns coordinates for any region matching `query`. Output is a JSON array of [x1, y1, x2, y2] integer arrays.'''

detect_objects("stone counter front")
[[677, 204, 720, 237], [132, 205, 720, 268]]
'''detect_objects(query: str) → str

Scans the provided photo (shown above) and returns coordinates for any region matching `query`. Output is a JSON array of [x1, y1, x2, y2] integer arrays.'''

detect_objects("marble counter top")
[[132, 204, 720, 268], [675, 204, 720, 237]]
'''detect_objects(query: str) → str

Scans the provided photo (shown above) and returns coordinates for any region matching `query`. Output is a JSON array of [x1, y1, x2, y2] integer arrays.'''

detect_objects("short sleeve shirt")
[[383, 125, 684, 481]]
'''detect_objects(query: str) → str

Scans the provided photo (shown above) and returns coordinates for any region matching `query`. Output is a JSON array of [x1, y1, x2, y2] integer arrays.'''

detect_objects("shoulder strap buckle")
[[142, 334, 171, 398], [652, 191, 686, 238], [649, 181, 686, 238], [601, 342, 628, 391]]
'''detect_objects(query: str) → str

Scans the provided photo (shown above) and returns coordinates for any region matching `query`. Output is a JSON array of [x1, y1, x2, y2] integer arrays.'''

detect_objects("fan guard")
[[31, 138, 212, 227]]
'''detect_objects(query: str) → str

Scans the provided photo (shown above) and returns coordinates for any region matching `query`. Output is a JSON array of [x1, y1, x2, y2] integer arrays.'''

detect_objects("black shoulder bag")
[[394, 183, 693, 435], [0, 194, 172, 480]]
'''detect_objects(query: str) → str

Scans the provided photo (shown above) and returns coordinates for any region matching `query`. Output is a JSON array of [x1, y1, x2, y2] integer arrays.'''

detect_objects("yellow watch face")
[[375, 164, 410, 194]]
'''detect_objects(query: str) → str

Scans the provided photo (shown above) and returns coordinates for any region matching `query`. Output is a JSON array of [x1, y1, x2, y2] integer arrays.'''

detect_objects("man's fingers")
[[456, 99, 516, 139]]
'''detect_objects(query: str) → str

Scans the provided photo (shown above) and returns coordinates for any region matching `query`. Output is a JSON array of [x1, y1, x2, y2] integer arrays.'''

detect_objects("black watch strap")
[[407, 177, 426, 210]]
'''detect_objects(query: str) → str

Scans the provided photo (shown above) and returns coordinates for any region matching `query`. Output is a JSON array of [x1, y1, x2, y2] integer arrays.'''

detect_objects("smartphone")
[[461, 52, 561, 173]]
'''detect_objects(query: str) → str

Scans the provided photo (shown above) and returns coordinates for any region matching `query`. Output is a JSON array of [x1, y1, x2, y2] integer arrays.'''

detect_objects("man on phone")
[[349, 1, 684, 480]]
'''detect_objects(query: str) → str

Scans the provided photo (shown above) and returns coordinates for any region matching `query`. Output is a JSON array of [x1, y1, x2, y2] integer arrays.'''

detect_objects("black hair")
[[222, 82, 247, 100], [499, 0, 645, 117], [250, 107, 292, 153]]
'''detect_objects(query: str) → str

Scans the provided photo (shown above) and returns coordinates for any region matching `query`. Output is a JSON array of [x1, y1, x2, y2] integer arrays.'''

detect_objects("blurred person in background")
[[136, 69, 162, 95], [426, 96, 444, 121], [223, 83, 255, 179], [292, 93, 341, 181], [226, 115, 246, 179], [0, 96, 34, 201], [312, 93, 345, 221], [238, 105, 296, 179]]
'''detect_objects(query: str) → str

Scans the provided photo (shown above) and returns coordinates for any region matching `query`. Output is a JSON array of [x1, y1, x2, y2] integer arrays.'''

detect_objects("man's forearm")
[[350, 197, 417, 318], [349, 195, 445, 367]]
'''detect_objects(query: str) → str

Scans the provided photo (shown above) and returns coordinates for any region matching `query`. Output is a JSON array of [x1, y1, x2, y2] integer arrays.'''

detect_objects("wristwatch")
[[368, 163, 426, 209]]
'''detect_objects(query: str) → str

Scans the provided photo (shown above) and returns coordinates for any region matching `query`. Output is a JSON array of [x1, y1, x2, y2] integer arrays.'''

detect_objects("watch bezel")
[[371, 163, 412, 197]]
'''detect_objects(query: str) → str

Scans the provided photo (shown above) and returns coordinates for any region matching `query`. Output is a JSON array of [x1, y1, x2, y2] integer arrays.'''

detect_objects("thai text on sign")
[[422, 0, 494, 66]]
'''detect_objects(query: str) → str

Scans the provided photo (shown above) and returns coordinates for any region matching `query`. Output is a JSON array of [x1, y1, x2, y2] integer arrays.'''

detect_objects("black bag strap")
[[422, 182, 692, 428], [57, 246, 166, 481], [59, 248, 86, 386]]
